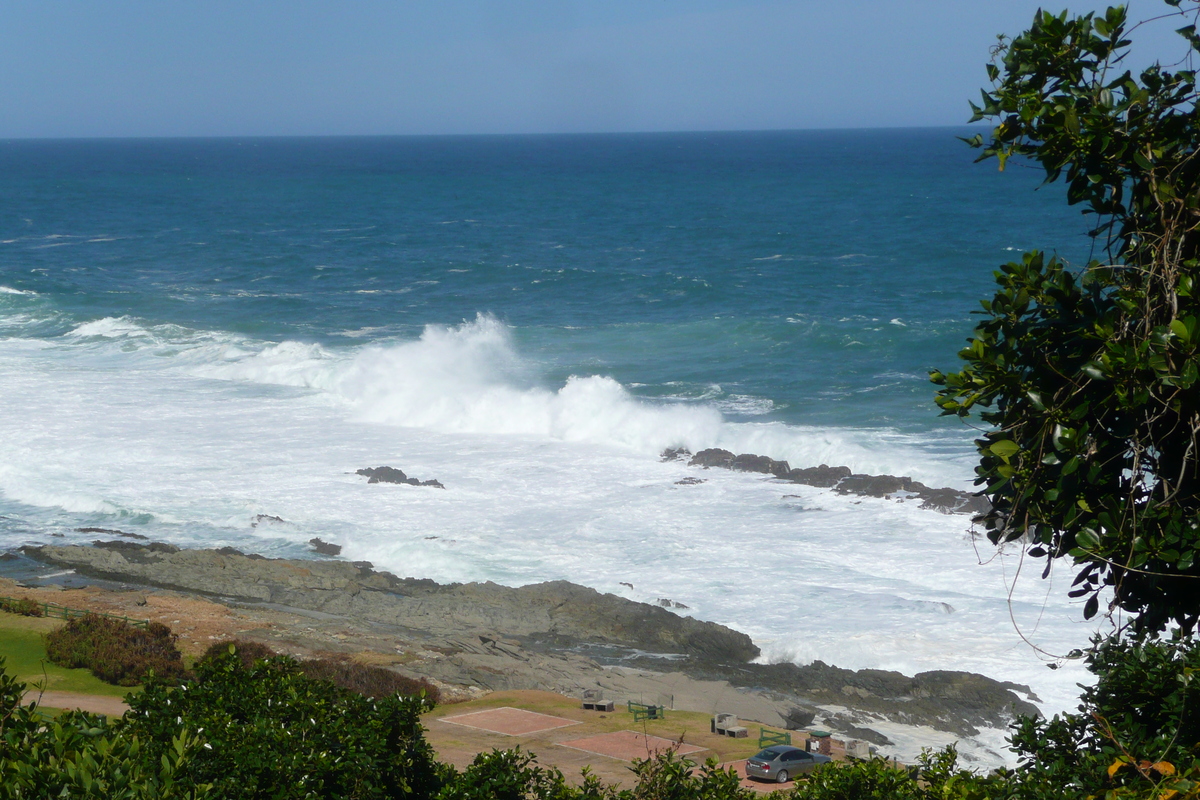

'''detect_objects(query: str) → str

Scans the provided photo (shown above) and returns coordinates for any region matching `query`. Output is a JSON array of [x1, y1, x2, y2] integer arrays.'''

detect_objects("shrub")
[[0, 657, 211, 798], [435, 748, 585, 800], [197, 638, 278, 669], [0, 596, 43, 616], [45, 614, 186, 686], [120, 648, 443, 800], [299, 654, 441, 703]]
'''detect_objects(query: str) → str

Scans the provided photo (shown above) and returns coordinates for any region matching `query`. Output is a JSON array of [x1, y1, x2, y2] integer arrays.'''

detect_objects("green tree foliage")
[[0, 657, 209, 799], [435, 748, 590, 800], [1001, 635, 1200, 799], [932, 0, 1200, 634], [118, 646, 443, 799], [622, 750, 752, 800]]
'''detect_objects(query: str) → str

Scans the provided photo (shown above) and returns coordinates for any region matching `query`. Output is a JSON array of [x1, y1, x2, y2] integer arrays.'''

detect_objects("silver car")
[[745, 745, 831, 783]]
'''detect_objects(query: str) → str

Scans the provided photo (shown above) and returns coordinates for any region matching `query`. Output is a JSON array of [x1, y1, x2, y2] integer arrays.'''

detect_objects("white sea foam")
[[0, 286, 36, 296], [68, 316, 157, 339], [0, 311, 1100, 767]]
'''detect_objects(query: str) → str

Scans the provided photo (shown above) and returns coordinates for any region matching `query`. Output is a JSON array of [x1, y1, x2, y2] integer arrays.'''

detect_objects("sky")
[[0, 1, 1192, 138]]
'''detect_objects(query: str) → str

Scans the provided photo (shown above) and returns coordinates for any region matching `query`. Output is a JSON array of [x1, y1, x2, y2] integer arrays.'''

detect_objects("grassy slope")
[[0, 611, 138, 698]]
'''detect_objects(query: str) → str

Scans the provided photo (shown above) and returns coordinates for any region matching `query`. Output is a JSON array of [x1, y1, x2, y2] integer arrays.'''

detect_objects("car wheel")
[[776, 770, 789, 783]]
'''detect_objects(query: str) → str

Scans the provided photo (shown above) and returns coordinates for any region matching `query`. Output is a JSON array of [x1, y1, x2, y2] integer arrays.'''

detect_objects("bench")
[[845, 740, 872, 761], [711, 713, 749, 738], [581, 690, 615, 712], [758, 728, 792, 748], [628, 701, 665, 722]]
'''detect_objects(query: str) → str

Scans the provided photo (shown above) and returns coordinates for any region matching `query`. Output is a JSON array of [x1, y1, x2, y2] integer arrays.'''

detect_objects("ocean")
[[0, 129, 1100, 763]]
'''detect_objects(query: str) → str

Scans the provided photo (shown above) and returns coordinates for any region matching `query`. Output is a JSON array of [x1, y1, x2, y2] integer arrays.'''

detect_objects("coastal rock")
[[782, 706, 817, 730], [622, 654, 1040, 739], [309, 538, 342, 556], [824, 713, 894, 746], [678, 449, 989, 516], [23, 543, 759, 663], [688, 448, 736, 469], [661, 447, 692, 462], [75, 527, 148, 539], [356, 466, 444, 488], [835, 474, 925, 498], [731, 453, 791, 478], [787, 464, 853, 488]]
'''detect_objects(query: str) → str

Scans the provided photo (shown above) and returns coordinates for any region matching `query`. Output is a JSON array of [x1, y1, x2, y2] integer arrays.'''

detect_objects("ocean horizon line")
[[0, 123, 991, 144]]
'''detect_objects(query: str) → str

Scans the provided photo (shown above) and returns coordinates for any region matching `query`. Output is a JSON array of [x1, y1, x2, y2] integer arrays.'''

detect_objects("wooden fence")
[[0, 595, 149, 629]]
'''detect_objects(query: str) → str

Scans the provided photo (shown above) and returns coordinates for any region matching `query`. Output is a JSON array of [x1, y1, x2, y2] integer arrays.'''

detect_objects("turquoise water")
[[0, 130, 1097, 762], [1, 129, 1086, 431]]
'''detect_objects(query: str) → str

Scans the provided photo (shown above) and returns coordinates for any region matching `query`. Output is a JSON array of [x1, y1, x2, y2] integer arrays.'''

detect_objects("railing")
[[0, 595, 149, 629], [758, 728, 792, 748]]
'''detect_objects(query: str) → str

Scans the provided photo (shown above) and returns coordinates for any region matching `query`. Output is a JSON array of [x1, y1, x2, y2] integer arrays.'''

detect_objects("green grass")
[[0, 611, 139, 699]]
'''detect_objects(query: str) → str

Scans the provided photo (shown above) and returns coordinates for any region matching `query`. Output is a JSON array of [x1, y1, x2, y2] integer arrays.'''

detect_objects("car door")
[[790, 751, 817, 772]]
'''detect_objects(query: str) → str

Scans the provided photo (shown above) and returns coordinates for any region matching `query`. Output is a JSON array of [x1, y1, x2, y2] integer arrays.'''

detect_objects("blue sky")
[[0, 1, 1188, 137]]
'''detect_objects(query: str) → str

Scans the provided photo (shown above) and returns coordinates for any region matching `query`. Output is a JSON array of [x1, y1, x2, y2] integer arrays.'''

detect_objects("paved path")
[[23, 690, 130, 717]]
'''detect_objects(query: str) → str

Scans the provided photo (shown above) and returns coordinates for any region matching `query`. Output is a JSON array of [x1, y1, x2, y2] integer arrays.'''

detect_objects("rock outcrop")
[[23, 543, 758, 663], [308, 538, 342, 556], [656, 656, 1039, 737], [675, 448, 989, 515], [356, 466, 444, 488], [20, 541, 1040, 743]]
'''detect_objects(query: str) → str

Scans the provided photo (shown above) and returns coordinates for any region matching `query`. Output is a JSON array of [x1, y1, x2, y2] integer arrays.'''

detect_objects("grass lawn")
[[424, 689, 798, 764], [0, 610, 138, 699]]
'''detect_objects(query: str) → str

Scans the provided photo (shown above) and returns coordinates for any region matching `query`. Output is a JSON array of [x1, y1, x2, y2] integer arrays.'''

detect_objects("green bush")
[[0, 596, 43, 616], [436, 748, 585, 800], [197, 638, 278, 669], [624, 750, 752, 800], [45, 614, 186, 686], [0, 657, 210, 799], [119, 647, 444, 800]]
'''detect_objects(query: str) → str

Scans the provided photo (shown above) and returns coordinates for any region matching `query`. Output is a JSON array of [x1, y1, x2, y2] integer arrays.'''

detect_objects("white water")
[[0, 311, 1101, 767]]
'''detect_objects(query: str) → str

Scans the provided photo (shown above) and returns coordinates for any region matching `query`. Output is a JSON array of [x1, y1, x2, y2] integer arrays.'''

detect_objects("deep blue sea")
[[0, 130, 1097, 763]]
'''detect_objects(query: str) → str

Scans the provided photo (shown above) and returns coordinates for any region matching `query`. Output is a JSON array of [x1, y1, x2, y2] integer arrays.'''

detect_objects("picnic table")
[[627, 701, 665, 722]]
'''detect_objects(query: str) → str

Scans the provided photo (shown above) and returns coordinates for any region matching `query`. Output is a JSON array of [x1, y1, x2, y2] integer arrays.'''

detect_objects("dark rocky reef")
[[670, 448, 989, 515], [633, 655, 1038, 738], [21, 541, 1039, 739], [23, 543, 758, 663], [357, 466, 444, 489], [75, 527, 148, 539]]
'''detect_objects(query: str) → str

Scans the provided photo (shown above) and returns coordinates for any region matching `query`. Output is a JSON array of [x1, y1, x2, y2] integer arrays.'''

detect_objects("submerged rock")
[[356, 466, 444, 488], [75, 527, 148, 540], [668, 448, 988, 516]]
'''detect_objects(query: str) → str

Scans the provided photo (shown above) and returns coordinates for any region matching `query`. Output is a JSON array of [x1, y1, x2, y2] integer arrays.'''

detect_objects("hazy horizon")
[[2, 1, 1188, 139]]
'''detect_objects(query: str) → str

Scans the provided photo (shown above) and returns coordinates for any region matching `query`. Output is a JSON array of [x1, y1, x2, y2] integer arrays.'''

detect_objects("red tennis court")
[[437, 707, 579, 736], [557, 730, 707, 762]]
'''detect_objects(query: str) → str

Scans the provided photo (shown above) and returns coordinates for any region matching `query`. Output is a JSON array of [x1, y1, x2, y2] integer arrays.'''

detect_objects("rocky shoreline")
[[666, 447, 990, 515], [21, 541, 1035, 756]]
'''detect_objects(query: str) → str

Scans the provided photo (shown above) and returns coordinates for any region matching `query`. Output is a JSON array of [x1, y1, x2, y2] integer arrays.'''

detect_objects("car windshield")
[[751, 750, 780, 761]]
